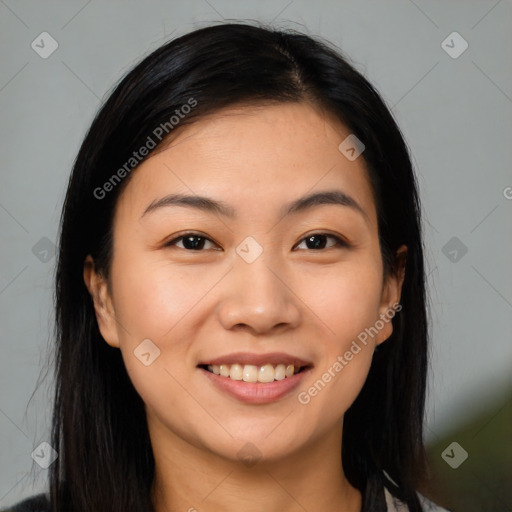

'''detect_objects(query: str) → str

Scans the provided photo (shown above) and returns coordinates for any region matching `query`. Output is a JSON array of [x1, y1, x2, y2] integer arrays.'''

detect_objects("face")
[[84, 102, 406, 465]]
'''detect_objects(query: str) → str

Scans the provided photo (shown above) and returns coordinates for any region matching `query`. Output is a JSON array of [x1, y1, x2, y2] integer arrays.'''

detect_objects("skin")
[[84, 102, 406, 512]]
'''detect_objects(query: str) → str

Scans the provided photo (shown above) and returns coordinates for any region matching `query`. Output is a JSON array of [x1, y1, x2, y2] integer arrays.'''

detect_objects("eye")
[[164, 232, 349, 252], [164, 233, 219, 251], [294, 233, 349, 251]]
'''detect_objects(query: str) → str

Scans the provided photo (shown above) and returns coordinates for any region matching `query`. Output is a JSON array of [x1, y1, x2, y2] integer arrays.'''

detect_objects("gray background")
[[1, 0, 511, 507]]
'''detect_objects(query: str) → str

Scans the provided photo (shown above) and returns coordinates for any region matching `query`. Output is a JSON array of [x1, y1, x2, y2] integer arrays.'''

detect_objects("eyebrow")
[[140, 189, 369, 223]]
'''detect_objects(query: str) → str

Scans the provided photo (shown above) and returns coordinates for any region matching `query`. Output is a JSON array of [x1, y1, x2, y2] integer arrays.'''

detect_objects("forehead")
[[114, 102, 378, 229]]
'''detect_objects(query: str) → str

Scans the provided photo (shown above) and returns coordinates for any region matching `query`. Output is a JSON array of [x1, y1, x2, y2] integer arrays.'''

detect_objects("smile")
[[197, 352, 313, 404], [202, 363, 305, 383]]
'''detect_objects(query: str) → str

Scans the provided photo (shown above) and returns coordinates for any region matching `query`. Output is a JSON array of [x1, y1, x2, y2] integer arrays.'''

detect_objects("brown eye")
[[165, 233, 218, 251], [295, 233, 349, 251]]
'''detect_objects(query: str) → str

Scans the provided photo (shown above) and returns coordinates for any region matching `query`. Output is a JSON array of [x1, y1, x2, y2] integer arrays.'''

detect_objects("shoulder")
[[1, 493, 51, 512], [384, 486, 452, 512]]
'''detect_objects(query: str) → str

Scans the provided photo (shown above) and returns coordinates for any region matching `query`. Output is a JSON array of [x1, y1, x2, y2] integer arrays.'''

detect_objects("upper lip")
[[198, 352, 313, 368]]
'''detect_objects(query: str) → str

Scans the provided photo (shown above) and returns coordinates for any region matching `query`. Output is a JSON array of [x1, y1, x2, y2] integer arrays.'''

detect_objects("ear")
[[83, 255, 120, 348], [375, 244, 407, 346]]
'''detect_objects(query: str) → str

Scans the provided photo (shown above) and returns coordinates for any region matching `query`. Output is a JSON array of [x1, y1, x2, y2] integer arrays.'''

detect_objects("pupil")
[[183, 236, 204, 250], [307, 235, 326, 249]]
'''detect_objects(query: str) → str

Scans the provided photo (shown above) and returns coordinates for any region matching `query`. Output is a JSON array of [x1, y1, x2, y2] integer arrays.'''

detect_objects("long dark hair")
[[50, 21, 429, 511]]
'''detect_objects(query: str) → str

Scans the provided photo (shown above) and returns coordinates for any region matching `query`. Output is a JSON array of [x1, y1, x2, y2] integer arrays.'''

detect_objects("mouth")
[[196, 352, 313, 404], [198, 362, 311, 383], [197, 352, 313, 383]]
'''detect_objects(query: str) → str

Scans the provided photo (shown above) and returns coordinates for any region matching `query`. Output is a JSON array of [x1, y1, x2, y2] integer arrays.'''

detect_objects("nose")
[[216, 251, 301, 336]]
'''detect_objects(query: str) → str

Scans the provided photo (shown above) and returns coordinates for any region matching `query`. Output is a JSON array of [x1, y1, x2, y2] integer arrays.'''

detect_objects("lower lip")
[[199, 367, 311, 404]]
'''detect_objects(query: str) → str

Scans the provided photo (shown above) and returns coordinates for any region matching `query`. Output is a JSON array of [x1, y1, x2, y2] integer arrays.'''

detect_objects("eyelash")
[[164, 232, 350, 251]]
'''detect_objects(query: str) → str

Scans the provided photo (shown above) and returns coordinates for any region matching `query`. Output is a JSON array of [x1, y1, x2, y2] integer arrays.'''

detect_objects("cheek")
[[293, 261, 382, 413], [303, 259, 384, 347], [111, 252, 218, 341], [111, 270, 196, 426], [109, 254, 229, 407], [294, 322, 376, 438]]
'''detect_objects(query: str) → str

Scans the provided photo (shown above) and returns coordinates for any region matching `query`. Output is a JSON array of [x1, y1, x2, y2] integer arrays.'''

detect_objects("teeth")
[[257, 364, 276, 383], [205, 363, 302, 383], [230, 363, 243, 381], [274, 364, 286, 381]]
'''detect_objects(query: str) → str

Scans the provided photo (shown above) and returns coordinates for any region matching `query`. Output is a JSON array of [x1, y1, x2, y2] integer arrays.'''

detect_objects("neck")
[[149, 418, 361, 512]]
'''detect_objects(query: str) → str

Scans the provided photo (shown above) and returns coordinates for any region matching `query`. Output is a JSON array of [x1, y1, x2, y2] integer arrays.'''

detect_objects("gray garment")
[[384, 487, 450, 511]]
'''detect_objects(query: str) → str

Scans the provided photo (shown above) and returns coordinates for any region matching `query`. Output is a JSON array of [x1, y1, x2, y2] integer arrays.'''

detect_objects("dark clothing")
[[2, 494, 50, 512], [2, 487, 449, 511]]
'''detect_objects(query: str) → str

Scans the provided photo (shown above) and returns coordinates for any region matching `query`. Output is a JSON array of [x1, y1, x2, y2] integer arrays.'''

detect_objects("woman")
[[4, 22, 450, 512]]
